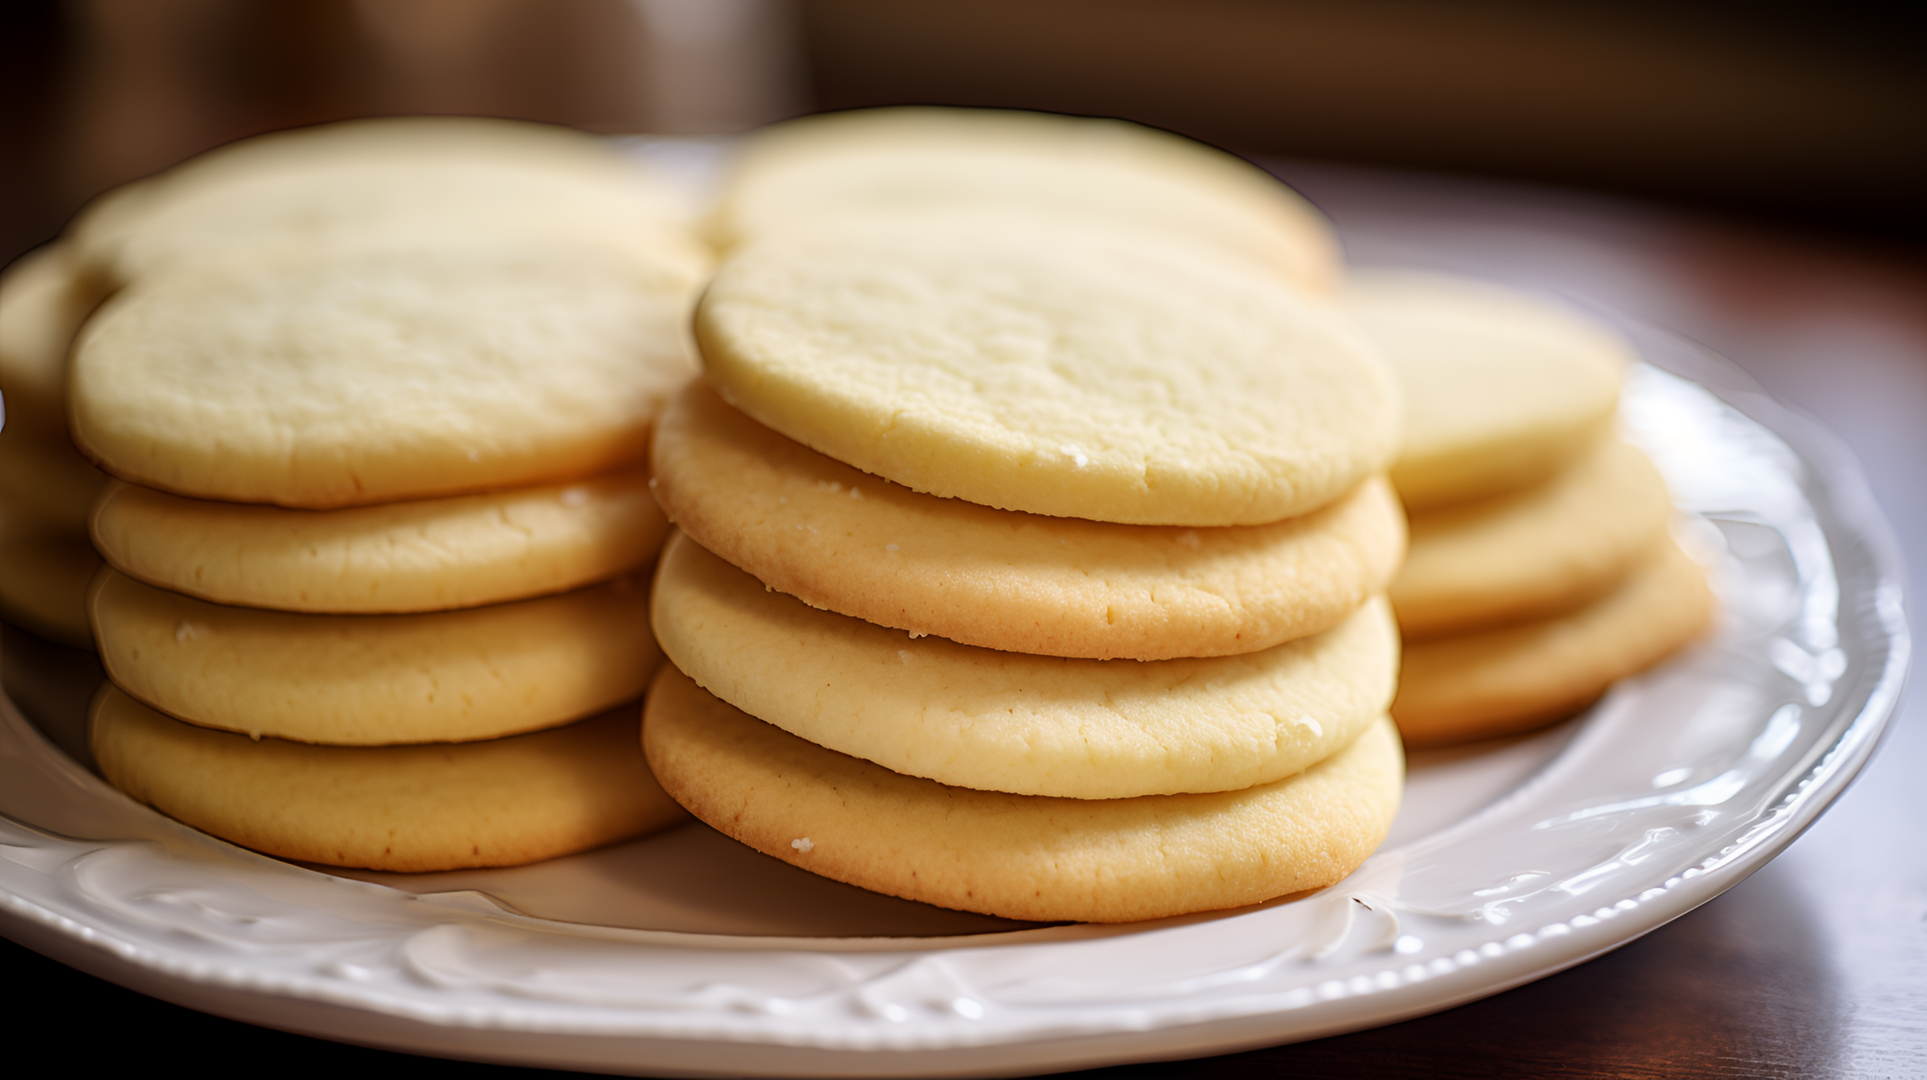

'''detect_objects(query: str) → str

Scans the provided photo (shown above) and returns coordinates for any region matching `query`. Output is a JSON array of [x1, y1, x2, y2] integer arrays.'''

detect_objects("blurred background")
[[3, 0, 1924, 268]]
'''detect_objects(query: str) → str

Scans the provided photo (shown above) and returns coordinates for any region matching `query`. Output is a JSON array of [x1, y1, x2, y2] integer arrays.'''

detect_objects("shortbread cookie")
[[91, 569, 660, 745], [644, 667, 1401, 923], [70, 116, 706, 289], [1348, 271, 1631, 511], [93, 687, 687, 872], [1392, 439, 1671, 638], [0, 508, 101, 648], [653, 383, 1405, 659], [652, 532, 1397, 798], [71, 237, 702, 508], [1393, 538, 1714, 747], [698, 219, 1399, 526], [715, 106, 1340, 293], [92, 469, 668, 613], [0, 244, 96, 441]]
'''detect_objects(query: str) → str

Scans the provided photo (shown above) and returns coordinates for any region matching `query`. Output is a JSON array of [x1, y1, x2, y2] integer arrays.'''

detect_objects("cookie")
[[92, 468, 668, 614], [1347, 271, 1631, 511], [92, 686, 687, 872], [714, 106, 1340, 293], [651, 532, 1398, 799], [644, 666, 1401, 923], [1393, 538, 1714, 747], [697, 218, 1399, 526], [90, 568, 661, 745], [0, 244, 96, 442], [0, 507, 101, 648], [653, 382, 1405, 659], [0, 245, 112, 535], [1391, 438, 1671, 638], [0, 436, 110, 534], [69, 116, 706, 289], [70, 237, 702, 508]]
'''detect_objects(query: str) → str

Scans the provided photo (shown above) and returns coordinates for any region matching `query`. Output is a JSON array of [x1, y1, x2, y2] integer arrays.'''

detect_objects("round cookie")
[[1347, 271, 1631, 511], [644, 667, 1403, 923], [652, 532, 1398, 798], [90, 569, 661, 745], [92, 468, 669, 614], [0, 435, 110, 534], [0, 244, 97, 441], [653, 382, 1405, 659], [93, 687, 687, 872], [1393, 538, 1714, 748], [714, 106, 1341, 294], [69, 116, 706, 289], [697, 218, 1399, 527], [1391, 438, 1671, 638], [70, 237, 703, 508], [0, 507, 101, 648]]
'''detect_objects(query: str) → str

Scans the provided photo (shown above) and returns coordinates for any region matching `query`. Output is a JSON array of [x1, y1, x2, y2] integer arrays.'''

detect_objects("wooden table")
[[5, 164, 1923, 1076]]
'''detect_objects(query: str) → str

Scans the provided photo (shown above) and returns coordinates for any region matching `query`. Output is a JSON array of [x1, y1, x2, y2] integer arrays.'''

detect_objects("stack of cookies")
[[641, 109, 1412, 924], [0, 245, 111, 647], [47, 118, 704, 870], [1352, 272, 1715, 747]]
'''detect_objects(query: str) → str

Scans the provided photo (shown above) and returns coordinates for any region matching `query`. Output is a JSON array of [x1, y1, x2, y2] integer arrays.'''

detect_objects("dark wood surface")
[[4, 166, 1923, 1077]]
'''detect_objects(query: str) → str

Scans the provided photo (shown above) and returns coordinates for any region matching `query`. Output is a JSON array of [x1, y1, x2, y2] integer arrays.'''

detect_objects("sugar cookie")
[[652, 532, 1398, 798], [698, 219, 1398, 526], [0, 508, 100, 648], [1393, 538, 1714, 747], [93, 687, 687, 872], [0, 244, 96, 441], [1392, 439, 1671, 638], [1348, 271, 1630, 511], [69, 116, 705, 288], [653, 382, 1405, 659], [0, 432, 109, 534], [90, 569, 660, 745], [71, 238, 702, 508], [92, 469, 668, 613], [715, 106, 1340, 293], [644, 667, 1402, 923]]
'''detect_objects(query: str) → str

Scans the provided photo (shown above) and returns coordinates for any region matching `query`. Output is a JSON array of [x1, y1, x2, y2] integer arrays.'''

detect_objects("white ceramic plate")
[[0, 327, 1907, 1077]]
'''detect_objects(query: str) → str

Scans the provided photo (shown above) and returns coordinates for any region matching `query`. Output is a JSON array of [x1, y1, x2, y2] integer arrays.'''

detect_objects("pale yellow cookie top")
[[90, 568, 661, 745], [652, 531, 1398, 798], [652, 382, 1405, 659], [1392, 438, 1672, 637], [1347, 271, 1631, 511], [0, 244, 93, 440], [716, 106, 1341, 293], [69, 116, 707, 287], [698, 219, 1400, 526], [93, 688, 687, 872], [92, 469, 668, 614], [1394, 537, 1713, 747], [71, 238, 703, 508], [644, 667, 1403, 923]]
